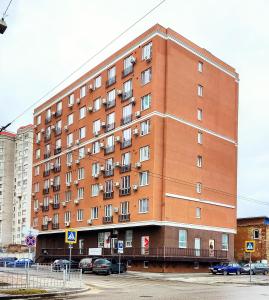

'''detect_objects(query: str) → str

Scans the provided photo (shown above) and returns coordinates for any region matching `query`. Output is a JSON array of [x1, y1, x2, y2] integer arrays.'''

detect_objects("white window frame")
[[141, 68, 152, 85], [198, 85, 203, 97], [94, 76, 102, 89], [140, 120, 150, 136], [139, 146, 150, 162], [79, 127, 86, 139], [79, 106, 86, 119], [142, 42, 152, 60], [93, 98, 101, 112], [139, 198, 149, 213], [141, 94, 151, 111], [197, 155, 202, 168], [221, 233, 229, 251], [91, 207, 99, 219], [139, 171, 149, 186], [67, 113, 74, 125], [198, 132, 203, 144], [196, 207, 201, 219], [197, 108, 203, 121], [198, 61, 203, 73], [77, 209, 84, 221], [196, 182, 202, 194], [91, 184, 99, 197], [179, 230, 187, 248]]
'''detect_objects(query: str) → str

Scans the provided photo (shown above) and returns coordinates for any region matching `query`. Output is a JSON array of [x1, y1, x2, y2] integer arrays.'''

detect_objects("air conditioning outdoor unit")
[[117, 89, 122, 96], [76, 98, 81, 104], [41, 128, 45, 133], [102, 98, 107, 105], [50, 163, 54, 170], [133, 128, 139, 136], [74, 180, 79, 185], [130, 97, 136, 105], [94, 131, 99, 137], [99, 184, 104, 191], [67, 162, 72, 168], [49, 199, 53, 204], [87, 148, 91, 154], [51, 125, 55, 130], [115, 136, 121, 142], [34, 208, 39, 212], [52, 111, 56, 116], [75, 139, 80, 145], [114, 207, 119, 213], [66, 182, 71, 187], [114, 181, 120, 188], [114, 162, 121, 168], [94, 174, 99, 179], [135, 162, 142, 169], [88, 84, 94, 91], [68, 103, 74, 108], [88, 106, 93, 112], [62, 201, 67, 207], [75, 159, 80, 165], [135, 111, 141, 118], [130, 56, 136, 64], [65, 221, 70, 227], [74, 199, 79, 205], [101, 121, 106, 128], [133, 184, 138, 191], [64, 125, 68, 131], [48, 218, 52, 222], [100, 166, 105, 172], [31, 192, 35, 196], [39, 202, 43, 207], [87, 219, 92, 225], [100, 142, 105, 148]]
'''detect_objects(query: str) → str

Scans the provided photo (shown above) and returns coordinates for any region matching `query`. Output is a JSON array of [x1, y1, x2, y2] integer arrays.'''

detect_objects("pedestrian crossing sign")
[[65, 229, 77, 244], [245, 240, 255, 253]]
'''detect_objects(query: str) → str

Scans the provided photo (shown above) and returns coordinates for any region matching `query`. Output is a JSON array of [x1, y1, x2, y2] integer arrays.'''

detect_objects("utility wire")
[[2, 0, 13, 19], [1, 0, 167, 131]]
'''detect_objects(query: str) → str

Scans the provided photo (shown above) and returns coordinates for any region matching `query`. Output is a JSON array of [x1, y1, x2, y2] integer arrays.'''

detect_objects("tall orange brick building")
[[32, 24, 239, 272]]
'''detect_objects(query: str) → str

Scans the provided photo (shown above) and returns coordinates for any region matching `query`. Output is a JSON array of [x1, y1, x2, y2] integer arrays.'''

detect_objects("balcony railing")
[[42, 188, 50, 195], [53, 185, 61, 192], [118, 213, 130, 222], [104, 169, 114, 177], [105, 99, 116, 110], [53, 203, 60, 209], [103, 191, 114, 200], [120, 164, 131, 173], [55, 110, 62, 118], [41, 224, 48, 231], [54, 147, 62, 155], [42, 205, 49, 212], [119, 187, 131, 196], [43, 170, 50, 177], [120, 114, 132, 125], [44, 152, 51, 159], [122, 66, 133, 78], [103, 216, 113, 224], [106, 76, 116, 87], [105, 123, 115, 132], [120, 139, 132, 149], [122, 89, 133, 101], [52, 223, 59, 229], [104, 145, 115, 155]]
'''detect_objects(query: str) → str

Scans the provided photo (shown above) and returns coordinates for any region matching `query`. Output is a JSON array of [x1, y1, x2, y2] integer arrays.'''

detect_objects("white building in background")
[[0, 125, 33, 247]]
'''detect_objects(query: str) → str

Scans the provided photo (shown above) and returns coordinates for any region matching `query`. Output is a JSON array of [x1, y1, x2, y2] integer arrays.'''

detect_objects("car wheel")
[[236, 270, 241, 275], [223, 271, 228, 276]]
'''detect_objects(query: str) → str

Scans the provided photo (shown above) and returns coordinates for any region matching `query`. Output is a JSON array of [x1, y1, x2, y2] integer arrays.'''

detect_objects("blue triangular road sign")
[[68, 231, 76, 241], [246, 242, 254, 250]]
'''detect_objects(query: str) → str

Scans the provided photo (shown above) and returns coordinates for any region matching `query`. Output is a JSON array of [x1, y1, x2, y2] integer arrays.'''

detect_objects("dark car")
[[6, 258, 33, 268], [241, 263, 269, 275], [79, 257, 95, 273], [92, 258, 126, 275], [52, 259, 79, 271], [210, 263, 242, 275], [0, 257, 17, 267]]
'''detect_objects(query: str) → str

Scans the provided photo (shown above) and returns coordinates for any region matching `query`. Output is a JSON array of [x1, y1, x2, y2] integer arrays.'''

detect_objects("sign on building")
[[245, 240, 255, 253], [65, 229, 77, 244], [88, 248, 102, 256]]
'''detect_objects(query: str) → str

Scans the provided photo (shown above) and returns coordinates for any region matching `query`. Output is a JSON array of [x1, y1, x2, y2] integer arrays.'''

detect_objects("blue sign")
[[65, 229, 77, 244], [118, 240, 124, 254], [245, 240, 255, 253]]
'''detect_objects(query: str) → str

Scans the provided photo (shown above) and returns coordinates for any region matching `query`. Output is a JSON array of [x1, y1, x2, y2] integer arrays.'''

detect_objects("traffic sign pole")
[[69, 244, 73, 278], [249, 252, 252, 283]]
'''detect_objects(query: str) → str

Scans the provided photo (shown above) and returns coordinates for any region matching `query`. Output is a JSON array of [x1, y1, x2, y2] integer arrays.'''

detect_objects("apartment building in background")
[[32, 24, 238, 272], [0, 125, 34, 247]]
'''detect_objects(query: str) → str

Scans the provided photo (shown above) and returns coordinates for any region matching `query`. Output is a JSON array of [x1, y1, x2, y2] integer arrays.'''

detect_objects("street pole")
[[119, 252, 121, 275], [249, 252, 252, 283], [69, 244, 73, 279]]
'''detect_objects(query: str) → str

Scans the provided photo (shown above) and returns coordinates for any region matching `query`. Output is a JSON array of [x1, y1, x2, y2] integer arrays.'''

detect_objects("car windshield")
[[95, 259, 108, 265]]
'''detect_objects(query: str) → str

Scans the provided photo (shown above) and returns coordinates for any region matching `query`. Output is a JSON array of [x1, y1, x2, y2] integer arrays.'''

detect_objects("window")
[[93, 98, 101, 112], [80, 85, 86, 98], [141, 94, 151, 111], [36, 132, 41, 143], [125, 230, 133, 247], [122, 104, 132, 124], [66, 172, 72, 184], [107, 89, 116, 106], [98, 232, 105, 248], [53, 193, 60, 204], [196, 182, 202, 194], [108, 66, 116, 80], [78, 147, 85, 159], [65, 191, 72, 202], [91, 207, 98, 219], [92, 141, 100, 154], [106, 112, 115, 129], [76, 209, 84, 221], [196, 207, 201, 219], [179, 230, 187, 248], [67, 133, 73, 147], [78, 168, 85, 180], [79, 127, 86, 139], [64, 211, 71, 223], [197, 155, 202, 168], [68, 94, 74, 105], [67, 113, 73, 125], [122, 128, 131, 144], [142, 42, 152, 60], [197, 108, 203, 121], [198, 132, 203, 144], [78, 187, 84, 199], [79, 106, 86, 119], [55, 138, 61, 149], [91, 184, 99, 197], [56, 120, 62, 131], [139, 198, 149, 213], [94, 75, 102, 89], [93, 119, 101, 134], [92, 162, 100, 177], [140, 120, 150, 136], [123, 80, 132, 100], [140, 146, 150, 162], [253, 229, 260, 239], [122, 152, 131, 166], [222, 234, 229, 251], [104, 204, 112, 217], [34, 166, 40, 176], [37, 115, 41, 125], [105, 180, 113, 193], [198, 61, 203, 73], [66, 152, 72, 164], [56, 101, 62, 113], [198, 85, 203, 97], [105, 158, 114, 172], [106, 135, 114, 149], [34, 182, 39, 193], [139, 171, 149, 186], [124, 55, 134, 72], [141, 68, 152, 85], [35, 149, 40, 159], [121, 175, 130, 190], [120, 201, 129, 215]]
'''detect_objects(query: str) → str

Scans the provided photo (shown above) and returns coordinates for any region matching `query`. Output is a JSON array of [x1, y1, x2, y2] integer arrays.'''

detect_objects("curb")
[[0, 287, 90, 299]]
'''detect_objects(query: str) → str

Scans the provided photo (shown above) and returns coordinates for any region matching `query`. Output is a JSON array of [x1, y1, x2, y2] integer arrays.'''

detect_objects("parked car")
[[92, 258, 127, 275], [52, 259, 79, 271], [0, 257, 17, 267], [6, 258, 33, 268], [241, 263, 269, 275], [79, 257, 98, 273], [210, 263, 242, 275]]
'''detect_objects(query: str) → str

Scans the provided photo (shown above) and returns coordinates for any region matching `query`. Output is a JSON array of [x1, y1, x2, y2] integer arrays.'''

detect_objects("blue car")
[[7, 258, 33, 268], [0, 257, 17, 267], [210, 263, 242, 275]]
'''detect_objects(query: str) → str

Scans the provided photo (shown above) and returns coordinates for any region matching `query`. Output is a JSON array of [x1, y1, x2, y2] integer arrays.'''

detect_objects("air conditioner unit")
[[88, 106, 93, 112], [49, 199, 53, 204], [88, 84, 94, 91], [51, 125, 55, 130], [39, 202, 43, 207], [75, 139, 80, 145], [74, 199, 79, 205], [34, 208, 39, 212], [34, 124, 37, 129], [68, 103, 74, 108], [75, 159, 80, 165], [114, 162, 121, 168], [117, 89, 122, 96], [130, 97, 136, 105], [135, 111, 141, 118], [100, 142, 105, 148], [133, 184, 138, 191], [62, 201, 67, 207], [114, 181, 120, 188], [94, 131, 99, 137], [48, 218, 52, 222], [64, 125, 68, 131], [87, 219, 92, 225], [99, 184, 104, 191], [65, 221, 70, 227], [94, 174, 99, 179], [31, 192, 35, 196], [74, 180, 79, 185], [100, 166, 105, 172], [67, 162, 72, 168], [66, 182, 71, 187], [130, 56, 136, 64], [114, 207, 119, 213], [102, 98, 107, 105], [115, 136, 121, 142], [87, 148, 91, 154], [101, 121, 106, 128], [135, 162, 142, 169], [50, 163, 54, 170], [133, 128, 139, 136], [41, 128, 45, 133], [76, 98, 81, 104], [52, 111, 56, 116]]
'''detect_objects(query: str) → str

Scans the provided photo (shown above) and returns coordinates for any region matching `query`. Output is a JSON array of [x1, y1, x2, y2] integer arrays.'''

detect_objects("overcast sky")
[[0, 0, 268, 218]]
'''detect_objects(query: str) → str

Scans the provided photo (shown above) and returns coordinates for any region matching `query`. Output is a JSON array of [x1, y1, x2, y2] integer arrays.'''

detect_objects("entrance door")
[[195, 238, 201, 257], [79, 239, 84, 255]]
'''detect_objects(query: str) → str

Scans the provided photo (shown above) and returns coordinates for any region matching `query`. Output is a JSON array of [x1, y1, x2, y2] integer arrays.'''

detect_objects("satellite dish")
[[0, 18, 7, 34]]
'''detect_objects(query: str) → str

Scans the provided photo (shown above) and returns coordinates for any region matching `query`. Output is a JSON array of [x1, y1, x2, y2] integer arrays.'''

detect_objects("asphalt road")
[[53, 273, 269, 300]]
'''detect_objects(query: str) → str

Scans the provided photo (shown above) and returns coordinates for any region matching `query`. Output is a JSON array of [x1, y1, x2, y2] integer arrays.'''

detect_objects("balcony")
[[52, 223, 59, 229], [104, 145, 115, 155], [44, 152, 51, 159], [53, 185, 61, 192], [55, 128, 62, 136], [119, 187, 131, 196], [41, 224, 48, 231], [120, 164, 131, 173], [120, 139, 132, 149], [54, 147, 62, 155], [105, 123, 115, 132], [55, 110, 62, 118], [103, 169, 114, 177], [106, 76, 116, 87], [45, 116, 51, 124], [54, 165, 61, 173], [103, 191, 114, 200], [103, 216, 113, 224], [122, 66, 134, 78], [43, 170, 50, 177], [42, 188, 50, 195], [42, 205, 49, 212], [120, 114, 132, 125], [118, 213, 130, 222], [53, 203, 60, 209], [122, 89, 133, 101]]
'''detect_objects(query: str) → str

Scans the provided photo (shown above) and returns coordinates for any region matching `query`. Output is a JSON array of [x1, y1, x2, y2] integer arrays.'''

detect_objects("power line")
[[2, 0, 13, 19], [1, 0, 167, 131]]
